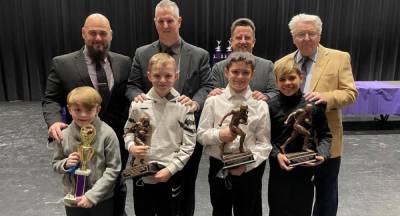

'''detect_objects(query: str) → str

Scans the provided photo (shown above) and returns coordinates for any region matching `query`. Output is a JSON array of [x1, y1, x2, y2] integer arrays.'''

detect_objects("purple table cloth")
[[342, 81, 400, 115]]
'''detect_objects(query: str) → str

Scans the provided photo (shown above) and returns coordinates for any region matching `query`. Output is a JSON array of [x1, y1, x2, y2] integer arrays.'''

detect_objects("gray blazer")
[[125, 40, 213, 113], [42, 48, 131, 134], [211, 56, 278, 99]]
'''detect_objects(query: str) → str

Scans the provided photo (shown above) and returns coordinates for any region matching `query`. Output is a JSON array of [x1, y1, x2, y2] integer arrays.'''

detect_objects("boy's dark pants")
[[268, 158, 314, 216], [65, 197, 113, 216], [133, 171, 183, 216], [312, 157, 341, 216], [208, 157, 266, 216]]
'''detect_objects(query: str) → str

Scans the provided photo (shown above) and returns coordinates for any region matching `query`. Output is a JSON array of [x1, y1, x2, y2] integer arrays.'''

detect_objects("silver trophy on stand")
[[225, 40, 232, 59], [218, 105, 255, 170], [212, 40, 224, 65]]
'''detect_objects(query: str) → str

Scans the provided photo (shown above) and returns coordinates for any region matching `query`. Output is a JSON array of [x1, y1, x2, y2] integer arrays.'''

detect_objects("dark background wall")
[[0, 0, 399, 101]]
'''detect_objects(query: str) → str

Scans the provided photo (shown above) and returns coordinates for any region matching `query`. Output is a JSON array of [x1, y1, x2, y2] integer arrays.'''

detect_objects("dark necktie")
[[164, 47, 175, 56], [300, 57, 310, 91], [95, 61, 111, 109]]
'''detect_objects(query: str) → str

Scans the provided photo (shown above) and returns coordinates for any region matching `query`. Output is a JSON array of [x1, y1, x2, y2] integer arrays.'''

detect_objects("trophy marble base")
[[286, 151, 317, 167], [122, 162, 163, 181], [64, 193, 77, 206], [222, 151, 255, 170]]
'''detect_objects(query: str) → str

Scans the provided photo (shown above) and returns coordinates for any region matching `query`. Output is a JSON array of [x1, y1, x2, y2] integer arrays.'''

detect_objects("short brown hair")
[[148, 53, 177, 72], [225, 51, 256, 71], [67, 86, 102, 109]]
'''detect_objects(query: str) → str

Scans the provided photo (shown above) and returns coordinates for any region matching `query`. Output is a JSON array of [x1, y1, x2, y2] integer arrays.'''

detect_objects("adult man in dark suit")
[[42, 13, 131, 216], [274, 13, 358, 216], [209, 18, 278, 101], [125, 0, 213, 215]]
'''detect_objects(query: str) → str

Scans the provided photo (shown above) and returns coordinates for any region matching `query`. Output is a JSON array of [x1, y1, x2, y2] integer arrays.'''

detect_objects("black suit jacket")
[[125, 40, 213, 115], [42, 48, 131, 136]]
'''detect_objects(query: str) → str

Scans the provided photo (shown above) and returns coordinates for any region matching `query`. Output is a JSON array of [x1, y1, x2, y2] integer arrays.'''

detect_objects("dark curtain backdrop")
[[0, 0, 399, 101]]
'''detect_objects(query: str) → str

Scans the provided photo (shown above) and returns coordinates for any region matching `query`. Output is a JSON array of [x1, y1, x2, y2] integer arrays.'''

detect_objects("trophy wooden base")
[[286, 151, 317, 167], [222, 151, 255, 170], [122, 162, 163, 181]]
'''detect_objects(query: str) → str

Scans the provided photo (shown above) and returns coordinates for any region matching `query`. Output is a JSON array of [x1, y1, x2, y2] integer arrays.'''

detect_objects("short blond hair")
[[148, 53, 177, 72], [67, 86, 102, 109], [276, 67, 302, 81]]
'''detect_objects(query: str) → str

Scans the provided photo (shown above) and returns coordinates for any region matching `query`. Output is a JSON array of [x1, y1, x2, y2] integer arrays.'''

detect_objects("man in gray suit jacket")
[[209, 18, 278, 101], [125, 1, 213, 215], [42, 13, 131, 216]]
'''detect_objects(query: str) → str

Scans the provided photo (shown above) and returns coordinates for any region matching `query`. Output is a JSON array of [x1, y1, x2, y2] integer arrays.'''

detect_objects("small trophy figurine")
[[122, 115, 161, 180], [64, 124, 96, 205], [225, 40, 232, 59], [218, 104, 255, 169], [281, 103, 317, 167], [212, 40, 224, 65]]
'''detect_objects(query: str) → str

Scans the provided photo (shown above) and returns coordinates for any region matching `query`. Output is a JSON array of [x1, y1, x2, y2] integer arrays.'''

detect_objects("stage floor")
[[0, 102, 399, 216]]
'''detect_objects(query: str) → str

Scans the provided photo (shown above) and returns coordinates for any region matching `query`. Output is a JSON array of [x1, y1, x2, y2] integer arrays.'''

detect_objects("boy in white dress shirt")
[[197, 51, 272, 216]]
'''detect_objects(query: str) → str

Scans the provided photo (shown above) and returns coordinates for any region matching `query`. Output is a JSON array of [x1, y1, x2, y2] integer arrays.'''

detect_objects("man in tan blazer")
[[274, 13, 358, 216]]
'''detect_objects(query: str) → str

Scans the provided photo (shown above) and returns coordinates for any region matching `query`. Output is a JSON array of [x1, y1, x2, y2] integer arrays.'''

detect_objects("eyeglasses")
[[294, 31, 320, 40]]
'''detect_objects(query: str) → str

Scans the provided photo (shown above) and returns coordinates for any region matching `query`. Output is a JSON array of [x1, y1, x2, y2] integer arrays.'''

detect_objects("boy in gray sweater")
[[52, 86, 121, 216], [124, 53, 196, 216]]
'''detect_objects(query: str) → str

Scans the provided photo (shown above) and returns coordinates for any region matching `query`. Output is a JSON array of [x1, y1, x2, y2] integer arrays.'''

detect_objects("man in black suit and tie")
[[42, 13, 131, 216], [125, 0, 213, 215]]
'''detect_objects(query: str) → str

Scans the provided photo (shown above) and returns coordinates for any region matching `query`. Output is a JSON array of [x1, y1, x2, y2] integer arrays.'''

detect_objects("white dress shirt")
[[197, 85, 272, 172]]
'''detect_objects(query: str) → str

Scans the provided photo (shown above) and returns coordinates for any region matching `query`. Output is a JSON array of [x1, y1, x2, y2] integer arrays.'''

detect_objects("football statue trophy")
[[281, 103, 317, 167], [122, 115, 162, 180], [212, 40, 224, 65], [64, 124, 96, 205], [218, 104, 255, 170]]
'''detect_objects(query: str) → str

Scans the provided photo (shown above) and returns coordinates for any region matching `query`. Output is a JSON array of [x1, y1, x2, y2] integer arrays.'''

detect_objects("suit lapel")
[[178, 41, 191, 93], [310, 45, 330, 91], [74, 49, 93, 87]]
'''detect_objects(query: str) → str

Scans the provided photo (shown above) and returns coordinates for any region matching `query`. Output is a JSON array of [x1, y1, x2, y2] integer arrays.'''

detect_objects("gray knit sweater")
[[52, 117, 121, 206]]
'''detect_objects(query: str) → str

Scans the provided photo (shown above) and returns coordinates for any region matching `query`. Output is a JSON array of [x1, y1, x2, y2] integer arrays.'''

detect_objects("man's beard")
[[87, 42, 110, 63]]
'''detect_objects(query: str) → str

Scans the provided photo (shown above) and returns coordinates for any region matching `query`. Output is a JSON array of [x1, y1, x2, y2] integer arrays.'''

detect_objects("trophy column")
[[64, 124, 96, 205]]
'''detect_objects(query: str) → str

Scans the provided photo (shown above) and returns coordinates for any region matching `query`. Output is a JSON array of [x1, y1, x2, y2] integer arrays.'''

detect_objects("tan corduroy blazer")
[[274, 45, 358, 158]]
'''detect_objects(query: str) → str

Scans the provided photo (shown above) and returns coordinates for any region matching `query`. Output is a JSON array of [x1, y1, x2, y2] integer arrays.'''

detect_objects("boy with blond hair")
[[125, 53, 196, 216], [52, 86, 121, 216]]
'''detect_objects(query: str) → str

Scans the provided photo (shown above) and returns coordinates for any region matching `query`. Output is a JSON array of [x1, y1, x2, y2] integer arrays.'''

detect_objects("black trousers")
[[268, 158, 315, 216], [179, 142, 203, 216], [65, 197, 113, 216], [208, 157, 265, 216], [133, 172, 183, 216], [312, 157, 341, 216]]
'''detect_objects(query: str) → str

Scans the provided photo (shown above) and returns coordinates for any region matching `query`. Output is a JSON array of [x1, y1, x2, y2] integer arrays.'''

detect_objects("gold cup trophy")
[[64, 124, 96, 205], [219, 104, 255, 170]]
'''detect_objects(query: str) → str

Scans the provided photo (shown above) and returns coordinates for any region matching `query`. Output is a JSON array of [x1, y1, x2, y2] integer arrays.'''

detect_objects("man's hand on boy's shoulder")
[[134, 93, 147, 103], [177, 95, 198, 112], [208, 88, 224, 97], [152, 168, 172, 183], [48, 122, 68, 142], [251, 90, 267, 101]]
